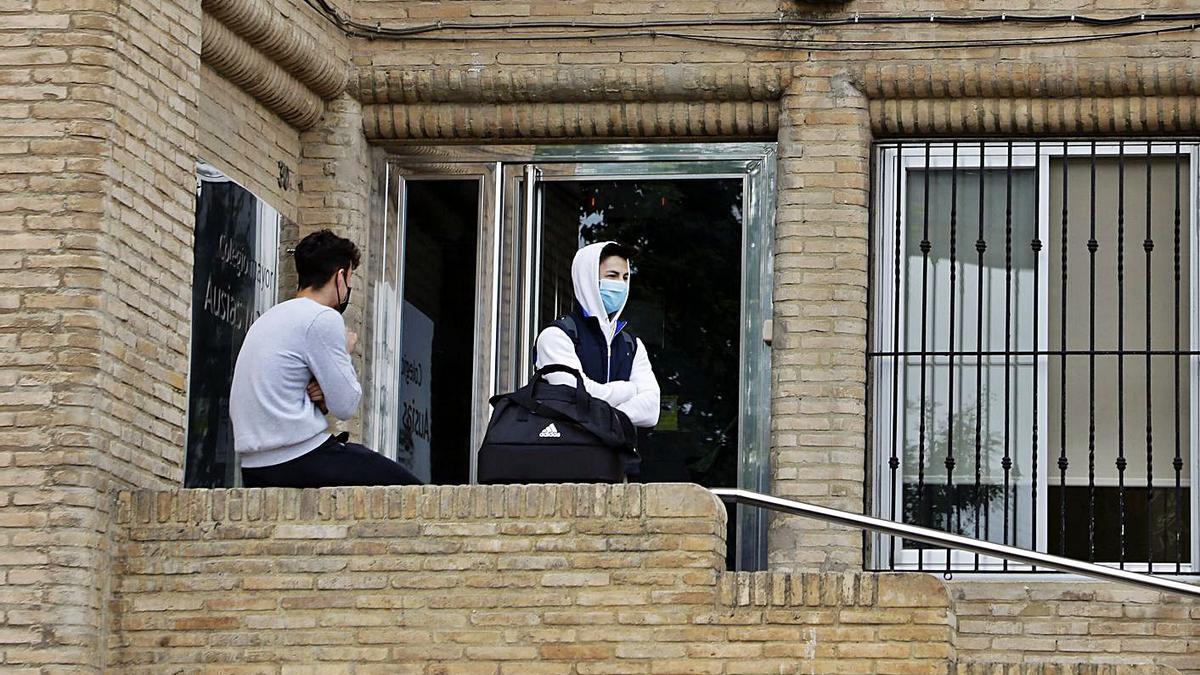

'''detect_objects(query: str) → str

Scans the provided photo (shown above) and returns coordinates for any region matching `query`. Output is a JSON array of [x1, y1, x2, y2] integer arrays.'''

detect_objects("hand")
[[307, 378, 328, 414], [346, 329, 358, 354]]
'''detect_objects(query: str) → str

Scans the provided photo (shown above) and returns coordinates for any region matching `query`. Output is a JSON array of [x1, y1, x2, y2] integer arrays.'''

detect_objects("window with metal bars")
[[870, 140, 1197, 574]]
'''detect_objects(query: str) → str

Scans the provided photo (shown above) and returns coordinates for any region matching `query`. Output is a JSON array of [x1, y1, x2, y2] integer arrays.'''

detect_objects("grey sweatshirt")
[[230, 297, 362, 468]]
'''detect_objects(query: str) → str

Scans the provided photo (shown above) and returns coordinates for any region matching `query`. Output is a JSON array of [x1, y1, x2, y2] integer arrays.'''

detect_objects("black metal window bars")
[[871, 140, 1196, 574]]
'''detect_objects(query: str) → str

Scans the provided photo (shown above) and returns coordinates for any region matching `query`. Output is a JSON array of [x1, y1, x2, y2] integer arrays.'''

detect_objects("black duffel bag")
[[477, 364, 639, 484]]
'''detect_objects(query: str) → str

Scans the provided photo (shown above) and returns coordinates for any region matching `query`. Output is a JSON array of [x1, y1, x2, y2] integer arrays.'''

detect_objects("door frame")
[[374, 143, 777, 570], [366, 163, 500, 470]]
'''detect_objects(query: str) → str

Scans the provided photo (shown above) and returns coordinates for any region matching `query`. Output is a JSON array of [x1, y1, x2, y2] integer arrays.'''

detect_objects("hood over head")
[[571, 241, 630, 342]]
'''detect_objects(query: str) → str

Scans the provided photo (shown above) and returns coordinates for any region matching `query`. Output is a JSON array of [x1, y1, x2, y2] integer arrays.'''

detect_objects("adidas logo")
[[539, 423, 561, 439]]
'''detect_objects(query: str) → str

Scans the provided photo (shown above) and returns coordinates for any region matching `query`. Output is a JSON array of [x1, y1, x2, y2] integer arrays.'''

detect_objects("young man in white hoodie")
[[230, 229, 421, 487], [535, 242, 661, 441]]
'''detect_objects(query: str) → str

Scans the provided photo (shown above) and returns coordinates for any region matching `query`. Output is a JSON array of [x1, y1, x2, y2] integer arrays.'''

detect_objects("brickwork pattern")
[[0, 0, 201, 670], [353, 64, 786, 141], [348, 1, 785, 78], [109, 484, 957, 674], [957, 666, 1176, 675], [198, 64, 303, 224], [350, 65, 790, 104], [769, 67, 872, 572], [5, 0, 1200, 670], [297, 94, 373, 437], [100, 0, 200, 486], [854, 61, 1200, 100], [362, 101, 779, 141], [951, 581, 1200, 675], [350, 0, 785, 24], [202, 0, 348, 99], [200, 13, 325, 129], [870, 96, 1200, 135], [200, 0, 349, 130]]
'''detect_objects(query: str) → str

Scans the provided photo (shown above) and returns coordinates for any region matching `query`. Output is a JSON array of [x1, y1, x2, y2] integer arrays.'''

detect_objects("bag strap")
[[555, 315, 636, 364], [534, 363, 585, 381], [530, 316, 578, 376], [553, 315, 580, 345], [563, 315, 635, 355], [508, 364, 592, 419]]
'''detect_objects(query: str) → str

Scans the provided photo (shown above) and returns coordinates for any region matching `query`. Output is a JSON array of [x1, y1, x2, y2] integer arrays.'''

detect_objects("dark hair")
[[294, 229, 361, 290], [600, 242, 635, 263]]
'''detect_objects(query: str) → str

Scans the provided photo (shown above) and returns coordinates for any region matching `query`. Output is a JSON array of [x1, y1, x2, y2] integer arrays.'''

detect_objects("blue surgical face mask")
[[598, 279, 628, 315]]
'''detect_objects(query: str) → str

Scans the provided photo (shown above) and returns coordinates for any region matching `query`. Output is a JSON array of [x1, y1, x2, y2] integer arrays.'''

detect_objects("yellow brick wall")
[[109, 484, 958, 674], [198, 64, 302, 224], [103, 0, 200, 486], [261, 0, 351, 72], [296, 95, 373, 437], [351, 0, 787, 24], [347, 0, 1195, 71], [0, 0, 201, 670], [4, 0, 1200, 670], [951, 581, 1200, 674], [770, 66, 872, 572], [104, 484, 1197, 673]]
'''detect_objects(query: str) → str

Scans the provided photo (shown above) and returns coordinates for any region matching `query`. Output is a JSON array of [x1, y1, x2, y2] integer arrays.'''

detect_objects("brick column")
[[297, 94, 373, 436], [0, 0, 201, 670], [769, 65, 872, 571]]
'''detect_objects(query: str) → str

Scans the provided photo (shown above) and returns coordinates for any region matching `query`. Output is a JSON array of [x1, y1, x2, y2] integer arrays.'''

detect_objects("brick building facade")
[[2, 0, 1199, 671]]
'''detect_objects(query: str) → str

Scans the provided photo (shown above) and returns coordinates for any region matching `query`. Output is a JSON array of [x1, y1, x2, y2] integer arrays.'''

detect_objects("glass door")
[[534, 172, 746, 486], [496, 146, 776, 570], [366, 162, 498, 485], [372, 144, 776, 569]]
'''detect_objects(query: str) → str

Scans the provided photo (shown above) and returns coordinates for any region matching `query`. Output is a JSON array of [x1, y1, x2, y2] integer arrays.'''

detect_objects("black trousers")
[[241, 434, 423, 488]]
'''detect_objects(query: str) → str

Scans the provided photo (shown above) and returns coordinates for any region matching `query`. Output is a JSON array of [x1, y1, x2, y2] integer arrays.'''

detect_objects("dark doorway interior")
[[538, 178, 745, 566], [399, 180, 479, 485]]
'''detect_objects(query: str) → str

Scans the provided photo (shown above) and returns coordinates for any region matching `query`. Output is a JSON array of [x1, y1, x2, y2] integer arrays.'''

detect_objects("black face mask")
[[335, 271, 352, 314]]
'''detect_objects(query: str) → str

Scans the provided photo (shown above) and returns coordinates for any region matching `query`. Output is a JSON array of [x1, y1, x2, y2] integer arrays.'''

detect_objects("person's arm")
[[304, 310, 362, 420], [307, 378, 329, 415], [535, 327, 636, 406], [616, 338, 660, 428]]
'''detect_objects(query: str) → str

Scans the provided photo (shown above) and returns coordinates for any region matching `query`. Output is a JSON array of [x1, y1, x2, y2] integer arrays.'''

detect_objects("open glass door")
[[366, 162, 498, 485], [497, 146, 776, 570], [372, 144, 775, 569]]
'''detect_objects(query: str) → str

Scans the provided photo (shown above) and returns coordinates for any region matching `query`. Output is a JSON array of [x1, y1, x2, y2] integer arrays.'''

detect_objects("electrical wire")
[[300, 3, 1200, 36], [383, 23, 1199, 52], [296, 1, 1199, 51]]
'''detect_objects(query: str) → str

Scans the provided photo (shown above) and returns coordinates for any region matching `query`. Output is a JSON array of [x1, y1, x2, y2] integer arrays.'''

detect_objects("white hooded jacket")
[[534, 242, 661, 428]]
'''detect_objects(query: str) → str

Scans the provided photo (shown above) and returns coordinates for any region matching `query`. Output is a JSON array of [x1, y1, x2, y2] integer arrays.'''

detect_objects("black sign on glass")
[[184, 168, 278, 487]]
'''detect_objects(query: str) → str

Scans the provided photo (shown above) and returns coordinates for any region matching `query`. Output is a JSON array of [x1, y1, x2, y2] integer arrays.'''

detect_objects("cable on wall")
[[297, 2, 1200, 51]]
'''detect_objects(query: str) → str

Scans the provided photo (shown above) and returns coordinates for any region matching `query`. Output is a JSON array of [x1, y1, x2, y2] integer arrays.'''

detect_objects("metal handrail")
[[712, 488, 1200, 600]]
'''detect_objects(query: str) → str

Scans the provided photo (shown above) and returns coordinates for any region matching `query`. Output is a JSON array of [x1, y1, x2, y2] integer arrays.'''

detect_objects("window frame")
[[870, 140, 1200, 573]]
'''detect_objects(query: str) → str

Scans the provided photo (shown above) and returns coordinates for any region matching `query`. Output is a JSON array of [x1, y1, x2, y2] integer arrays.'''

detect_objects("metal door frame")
[[375, 143, 776, 570]]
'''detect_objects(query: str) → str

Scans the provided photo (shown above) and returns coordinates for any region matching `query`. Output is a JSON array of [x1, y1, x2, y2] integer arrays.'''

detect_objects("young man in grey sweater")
[[230, 229, 421, 487]]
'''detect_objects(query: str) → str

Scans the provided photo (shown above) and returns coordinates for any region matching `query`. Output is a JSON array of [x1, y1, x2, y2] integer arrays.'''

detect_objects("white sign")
[[398, 301, 433, 483]]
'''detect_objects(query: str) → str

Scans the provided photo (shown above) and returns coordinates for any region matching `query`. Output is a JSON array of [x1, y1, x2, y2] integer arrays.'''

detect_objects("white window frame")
[[871, 141, 1200, 573]]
